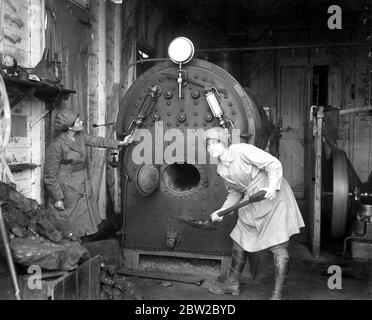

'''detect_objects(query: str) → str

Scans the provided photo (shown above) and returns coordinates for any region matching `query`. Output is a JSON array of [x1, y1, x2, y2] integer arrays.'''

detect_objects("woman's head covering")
[[55, 109, 79, 132], [203, 127, 230, 147]]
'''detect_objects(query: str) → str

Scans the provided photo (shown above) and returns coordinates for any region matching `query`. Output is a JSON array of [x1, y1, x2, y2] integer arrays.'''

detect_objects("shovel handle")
[[216, 190, 267, 218]]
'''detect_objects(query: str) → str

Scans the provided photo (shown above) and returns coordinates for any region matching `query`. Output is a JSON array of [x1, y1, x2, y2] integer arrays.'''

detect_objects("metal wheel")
[[330, 149, 349, 238]]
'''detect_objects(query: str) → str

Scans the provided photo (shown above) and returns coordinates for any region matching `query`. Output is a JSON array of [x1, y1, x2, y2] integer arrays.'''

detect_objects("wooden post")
[[106, 2, 122, 214], [313, 106, 324, 258], [89, 0, 107, 219], [30, 0, 45, 203]]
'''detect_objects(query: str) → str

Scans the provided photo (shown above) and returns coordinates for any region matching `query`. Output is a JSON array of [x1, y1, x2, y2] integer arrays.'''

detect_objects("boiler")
[[116, 38, 271, 259]]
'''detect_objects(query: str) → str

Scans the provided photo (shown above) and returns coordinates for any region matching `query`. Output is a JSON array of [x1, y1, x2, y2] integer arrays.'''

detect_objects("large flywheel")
[[322, 147, 356, 239]]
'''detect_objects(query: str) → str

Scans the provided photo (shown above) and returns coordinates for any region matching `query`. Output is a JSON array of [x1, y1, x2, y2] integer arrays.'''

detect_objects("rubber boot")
[[270, 255, 289, 300], [209, 242, 247, 296]]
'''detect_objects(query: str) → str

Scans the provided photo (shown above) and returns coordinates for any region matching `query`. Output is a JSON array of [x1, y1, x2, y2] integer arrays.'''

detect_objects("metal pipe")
[[0, 203, 21, 300], [121, 174, 129, 248], [197, 42, 368, 53], [340, 106, 372, 115]]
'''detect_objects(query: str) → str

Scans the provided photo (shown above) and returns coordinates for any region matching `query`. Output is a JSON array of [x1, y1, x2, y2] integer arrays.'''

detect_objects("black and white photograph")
[[0, 0, 371, 309]]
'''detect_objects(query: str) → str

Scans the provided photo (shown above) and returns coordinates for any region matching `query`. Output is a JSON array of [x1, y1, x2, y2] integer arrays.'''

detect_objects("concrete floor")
[[1, 231, 371, 300], [128, 233, 372, 300]]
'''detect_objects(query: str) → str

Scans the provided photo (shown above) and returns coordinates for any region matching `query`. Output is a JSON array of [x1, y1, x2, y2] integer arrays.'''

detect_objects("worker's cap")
[[203, 127, 230, 147], [55, 109, 80, 132]]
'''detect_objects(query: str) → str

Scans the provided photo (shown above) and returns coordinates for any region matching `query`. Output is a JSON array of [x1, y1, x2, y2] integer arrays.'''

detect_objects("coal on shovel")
[[170, 190, 267, 231]]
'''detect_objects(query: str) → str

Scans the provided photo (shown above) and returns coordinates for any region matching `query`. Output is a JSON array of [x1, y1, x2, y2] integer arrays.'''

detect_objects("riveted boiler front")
[[117, 59, 269, 255]]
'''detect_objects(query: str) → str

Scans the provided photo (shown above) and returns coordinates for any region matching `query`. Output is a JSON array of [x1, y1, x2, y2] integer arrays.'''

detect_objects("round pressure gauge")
[[168, 37, 195, 64]]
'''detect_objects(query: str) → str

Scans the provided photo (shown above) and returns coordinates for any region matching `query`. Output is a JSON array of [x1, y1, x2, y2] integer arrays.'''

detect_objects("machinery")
[[116, 38, 271, 257], [321, 140, 372, 259]]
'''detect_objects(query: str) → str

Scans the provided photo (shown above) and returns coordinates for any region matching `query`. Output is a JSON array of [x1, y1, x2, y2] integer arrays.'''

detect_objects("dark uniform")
[[44, 109, 119, 238]]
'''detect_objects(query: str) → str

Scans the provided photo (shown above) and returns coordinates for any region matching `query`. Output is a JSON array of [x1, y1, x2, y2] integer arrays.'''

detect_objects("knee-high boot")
[[209, 242, 247, 296], [270, 242, 289, 300]]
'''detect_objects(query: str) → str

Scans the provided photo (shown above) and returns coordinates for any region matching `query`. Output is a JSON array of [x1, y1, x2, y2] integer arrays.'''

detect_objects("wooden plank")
[[88, 0, 107, 220], [312, 107, 324, 258], [50, 256, 102, 300], [117, 268, 206, 285], [77, 258, 90, 300], [30, 100, 44, 203], [29, 0, 45, 67], [279, 66, 307, 199], [89, 255, 102, 300], [61, 270, 78, 300]]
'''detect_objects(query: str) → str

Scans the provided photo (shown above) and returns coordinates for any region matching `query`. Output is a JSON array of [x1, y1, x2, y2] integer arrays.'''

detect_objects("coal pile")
[[0, 182, 89, 271], [100, 264, 143, 300]]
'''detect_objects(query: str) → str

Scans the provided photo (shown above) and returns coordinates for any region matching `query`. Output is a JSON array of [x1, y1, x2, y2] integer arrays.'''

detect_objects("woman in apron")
[[205, 127, 305, 300], [44, 109, 133, 241]]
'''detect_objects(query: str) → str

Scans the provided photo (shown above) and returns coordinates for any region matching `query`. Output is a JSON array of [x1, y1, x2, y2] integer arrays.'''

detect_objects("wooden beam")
[[89, 0, 107, 219], [339, 105, 372, 115], [106, 2, 122, 214], [312, 106, 324, 258]]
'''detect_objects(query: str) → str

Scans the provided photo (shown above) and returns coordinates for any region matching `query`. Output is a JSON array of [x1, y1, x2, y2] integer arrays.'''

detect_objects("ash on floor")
[[128, 235, 372, 300]]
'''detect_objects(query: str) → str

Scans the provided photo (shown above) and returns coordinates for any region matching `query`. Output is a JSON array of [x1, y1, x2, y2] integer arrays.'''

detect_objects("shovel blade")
[[169, 215, 218, 231]]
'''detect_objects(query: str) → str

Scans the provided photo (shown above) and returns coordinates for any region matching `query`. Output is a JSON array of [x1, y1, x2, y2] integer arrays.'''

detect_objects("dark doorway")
[[312, 65, 329, 107]]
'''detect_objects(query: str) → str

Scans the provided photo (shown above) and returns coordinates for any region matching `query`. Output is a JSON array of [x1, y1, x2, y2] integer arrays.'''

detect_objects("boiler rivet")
[[232, 110, 236, 115], [176, 123, 180, 126], [167, 102, 171, 106], [224, 95, 228, 99], [167, 112, 171, 116], [203, 122, 207, 127], [194, 74, 198, 79], [202, 77, 206, 81], [228, 102, 233, 107], [167, 122, 171, 126], [189, 86, 193, 90], [194, 122, 198, 126], [185, 122, 189, 126], [194, 112, 198, 116], [194, 101, 198, 105], [180, 107, 184, 112]]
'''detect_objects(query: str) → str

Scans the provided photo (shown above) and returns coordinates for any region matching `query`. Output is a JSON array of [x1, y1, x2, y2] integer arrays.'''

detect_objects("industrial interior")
[[0, 0, 371, 300]]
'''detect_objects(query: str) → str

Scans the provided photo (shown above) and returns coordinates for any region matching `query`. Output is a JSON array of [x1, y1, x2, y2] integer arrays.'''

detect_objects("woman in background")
[[44, 109, 133, 241]]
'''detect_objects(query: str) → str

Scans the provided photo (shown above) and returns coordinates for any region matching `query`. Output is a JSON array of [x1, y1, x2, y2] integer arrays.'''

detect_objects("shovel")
[[171, 190, 267, 231]]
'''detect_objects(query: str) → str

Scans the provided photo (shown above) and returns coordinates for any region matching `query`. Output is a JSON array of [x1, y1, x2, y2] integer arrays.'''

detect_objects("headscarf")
[[54, 109, 79, 132], [203, 127, 230, 147]]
